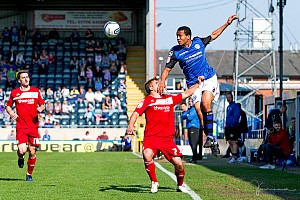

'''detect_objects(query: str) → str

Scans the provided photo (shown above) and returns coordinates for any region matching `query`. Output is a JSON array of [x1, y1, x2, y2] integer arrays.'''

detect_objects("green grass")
[[0, 152, 299, 200]]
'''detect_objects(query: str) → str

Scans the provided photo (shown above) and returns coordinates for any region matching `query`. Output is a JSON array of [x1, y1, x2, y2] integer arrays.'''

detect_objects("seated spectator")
[[7, 67, 16, 81], [112, 96, 122, 112], [48, 28, 60, 41], [103, 80, 111, 91], [260, 120, 291, 170], [54, 121, 60, 128], [77, 86, 86, 103], [101, 53, 110, 67], [1, 27, 11, 42], [8, 48, 17, 64], [86, 41, 94, 52], [68, 86, 79, 104], [118, 79, 126, 94], [94, 66, 103, 80], [45, 101, 54, 114], [94, 41, 103, 54], [95, 53, 102, 66], [102, 95, 112, 110], [94, 89, 105, 103], [84, 107, 95, 123], [99, 112, 109, 123], [79, 56, 87, 68], [85, 28, 95, 43], [38, 63, 48, 75], [70, 56, 79, 71], [96, 131, 109, 140], [110, 62, 118, 78], [86, 57, 94, 69], [54, 101, 62, 115], [42, 130, 51, 140], [94, 78, 103, 91], [15, 52, 25, 68], [0, 88, 6, 104], [86, 78, 94, 90], [61, 85, 70, 100], [79, 66, 86, 81], [85, 87, 95, 106], [39, 86, 46, 99], [108, 50, 118, 64], [1, 68, 7, 83], [86, 66, 93, 80], [46, 87, 54, 101], [103, 69, 111, 82], [118, 60, 127, 75], [38, 114, 45, 127], [39, 49, 49, 65], [32, 51, 40, 67], [82, 131, 92, 140], [289, 117, 296, 151], [116, 39, 126, 58], [45, 112, 55, 124], [44, 119, 53, 128], [54, 86, 63, 101], [48, 53, 56, 66], [7, 130, 15, 140], [5, 77, 16, 91], [62, 100, 70, 115], [96, 131, 110, 151], [70, 29, 80, 42]]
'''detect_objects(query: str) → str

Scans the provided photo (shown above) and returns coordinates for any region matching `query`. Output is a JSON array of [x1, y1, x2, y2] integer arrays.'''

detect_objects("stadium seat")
[[61, 119, 70, 125], [78, 103, 86, 109], [110, 119, 118, 125], [78, 108, 86, 114], [70, 113, 78, 120], [119, 114, 128, 121], [119, 120, 128, 126], [78, 119, 86, 126], [70, 119, 77, 126]]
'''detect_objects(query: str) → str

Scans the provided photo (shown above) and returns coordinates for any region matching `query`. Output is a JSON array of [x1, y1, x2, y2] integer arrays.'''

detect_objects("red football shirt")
[[6, 86, 45, 130], [134, 94, 182, 138]]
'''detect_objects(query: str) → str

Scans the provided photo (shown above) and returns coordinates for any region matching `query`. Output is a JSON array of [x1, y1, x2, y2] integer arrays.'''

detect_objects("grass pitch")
[[0, 152, 299, 200]]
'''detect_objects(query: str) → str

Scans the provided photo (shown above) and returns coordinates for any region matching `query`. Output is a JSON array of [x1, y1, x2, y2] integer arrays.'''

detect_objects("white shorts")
[[191, 74, 220, 105]]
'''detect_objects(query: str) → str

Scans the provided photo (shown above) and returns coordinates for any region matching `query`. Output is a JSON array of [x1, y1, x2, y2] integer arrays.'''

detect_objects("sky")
[[156, 0, 300, 51]]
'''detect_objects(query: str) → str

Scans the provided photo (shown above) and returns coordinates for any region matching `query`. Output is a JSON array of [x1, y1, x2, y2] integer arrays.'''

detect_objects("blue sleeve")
[[181, 111, 188, 120], [232, 104, 241, 127], [165, 49, 178, 69], [200, 36, 211, 47], [187, 107, 198, 121]]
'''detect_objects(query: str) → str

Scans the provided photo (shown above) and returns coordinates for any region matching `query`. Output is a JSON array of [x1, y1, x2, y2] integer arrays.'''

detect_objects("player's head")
[[16, 70, 30, 87], [177, 26, 191, 46], [144, 76, 159, 95]]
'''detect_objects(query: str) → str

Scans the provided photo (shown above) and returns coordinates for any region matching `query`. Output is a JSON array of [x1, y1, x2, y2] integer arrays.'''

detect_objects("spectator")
[[85, 28, 95, 43], [48, 53, 56, 66], [79, 56, 87, 69], [7, 67, 16, 81], [108, 50, 118, 64], [70, 56, 79, 71], [103, 69, 111, 82], [11, 21, 19, 43], [265, 105, 287, 130], [7, 130, 16, 140], [94, 41, 103, 54], [44, 119, 53, 128], [118, 60, 127, 75], [19, 21, 28, 42], [181, 98, 202, 163], [101, 52, 110, 67], [86, 57, 95, 69], [68, 86, 79, 104], [54, 86, 63, 101], [94, 66, 103, 80], [54, 121, 60, 128], [85, 87, 95, 106], [260, 120, 291, 169], [79, 66, 86, 81], [121, 134, 132, 151], [94, 89, 105, 104], [86, 41, 94, 52], [32, 52, 40, 67], [112, 96, 122, 111], [99, 112, 109, 123], [96, 131, 109, 140], [45, 102, 54, 114], [15, 52, 25, 68], [46, 87, 54, 101], [5, 77, 16, 91], [118, 79, 126, 97], [288, 117, 296, 151], [0, 68, 7, 83], [94, 78, 103, 91], [42, 130, 51, 140], [48, 28, 60, 41], [70, 29, 80, 42], [39, 49, 49, 65], [45, 112, 55, 124], [96, 131, 110, 151], [102, 42, 108, 53], [61, 85, 70, 100], [86, 66, 93, 80], [8, 48, 17, 64], [102, 95, 112, 110], [54, 101, 62, 115], [225, 92, 241, 163], [1, 27, 11, 42], [82, 131, 92, 140], [0, 88, 6, 104], [95, 53, 102, 66], [77, 86, 86, 103], [86, 78, 94, 90], [110, 62, 118, 77], [116, 39, 126, 60], [62, 100, 70, 115], [32, 28, 44, 44]]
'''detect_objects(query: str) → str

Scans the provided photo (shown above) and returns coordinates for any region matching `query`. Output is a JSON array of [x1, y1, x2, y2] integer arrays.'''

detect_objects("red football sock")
[[175, 165, 185, 186], [27, 156, 36, 175], [144, 160, 158, 182]]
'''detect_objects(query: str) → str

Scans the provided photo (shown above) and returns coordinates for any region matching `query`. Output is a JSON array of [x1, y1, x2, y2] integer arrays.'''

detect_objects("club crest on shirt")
[[194, 44, 200, 49], [166, 50, 173, 63]]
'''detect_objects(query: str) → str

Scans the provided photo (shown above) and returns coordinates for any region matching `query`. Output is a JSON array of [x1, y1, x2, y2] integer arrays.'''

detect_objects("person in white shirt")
[[85, 87, 95, 106], [61, 85, 70, 100], [112, 96, 122, 112], [94, 89, 105, 104]]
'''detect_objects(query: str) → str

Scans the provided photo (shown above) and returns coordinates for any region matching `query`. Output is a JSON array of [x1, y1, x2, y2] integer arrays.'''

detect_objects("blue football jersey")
[[165, 36, 216, 88]]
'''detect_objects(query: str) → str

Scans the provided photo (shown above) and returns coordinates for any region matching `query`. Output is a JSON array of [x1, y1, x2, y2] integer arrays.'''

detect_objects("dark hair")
[[16, 70, 28, 80], [226, 92, 233, 98], [144, 76, 159, 95], [177, 26, 192, 37]]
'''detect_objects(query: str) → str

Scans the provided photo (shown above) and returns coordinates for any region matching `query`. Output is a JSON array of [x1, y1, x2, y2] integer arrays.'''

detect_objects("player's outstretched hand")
[[227, 14, 238, 25], [127, 125, 136, 135], [9, 112, 18, 120], [157, 80, 166, 95]]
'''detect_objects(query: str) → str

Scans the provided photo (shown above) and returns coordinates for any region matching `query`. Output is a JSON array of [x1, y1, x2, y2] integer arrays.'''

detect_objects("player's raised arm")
[[127, 112, 139, 135], [181, 76, 204, 99], [210, 14, 238, 42], [158, 67, 172, 95]]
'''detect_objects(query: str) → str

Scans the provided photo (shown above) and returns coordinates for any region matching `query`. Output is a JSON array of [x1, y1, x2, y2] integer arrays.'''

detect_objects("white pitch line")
[[132, 152, 202, 200]]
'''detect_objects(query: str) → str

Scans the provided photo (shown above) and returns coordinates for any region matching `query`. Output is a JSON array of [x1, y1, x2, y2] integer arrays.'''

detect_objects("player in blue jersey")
[[158, 15, 238, 156]]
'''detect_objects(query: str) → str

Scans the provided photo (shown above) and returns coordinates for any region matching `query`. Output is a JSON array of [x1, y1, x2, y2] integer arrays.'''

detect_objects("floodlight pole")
[[278, 0, 285, 99]]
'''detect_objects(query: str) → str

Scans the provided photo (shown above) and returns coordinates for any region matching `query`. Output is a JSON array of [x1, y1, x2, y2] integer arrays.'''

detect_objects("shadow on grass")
[[0, 178, 24, 181], [183, 155, 300, 199], [99, 184, 174, 193]]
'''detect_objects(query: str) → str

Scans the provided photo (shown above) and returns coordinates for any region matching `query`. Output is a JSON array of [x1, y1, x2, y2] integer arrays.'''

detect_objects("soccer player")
[[158, 15, 238, 156], [6, 70, 45, 181], [127, 76, 203, 193]]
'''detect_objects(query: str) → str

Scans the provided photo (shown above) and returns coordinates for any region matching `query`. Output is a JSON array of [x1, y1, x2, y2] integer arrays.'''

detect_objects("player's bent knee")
[[143, 148, 154, 161], [18, 143, 27, 154]]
